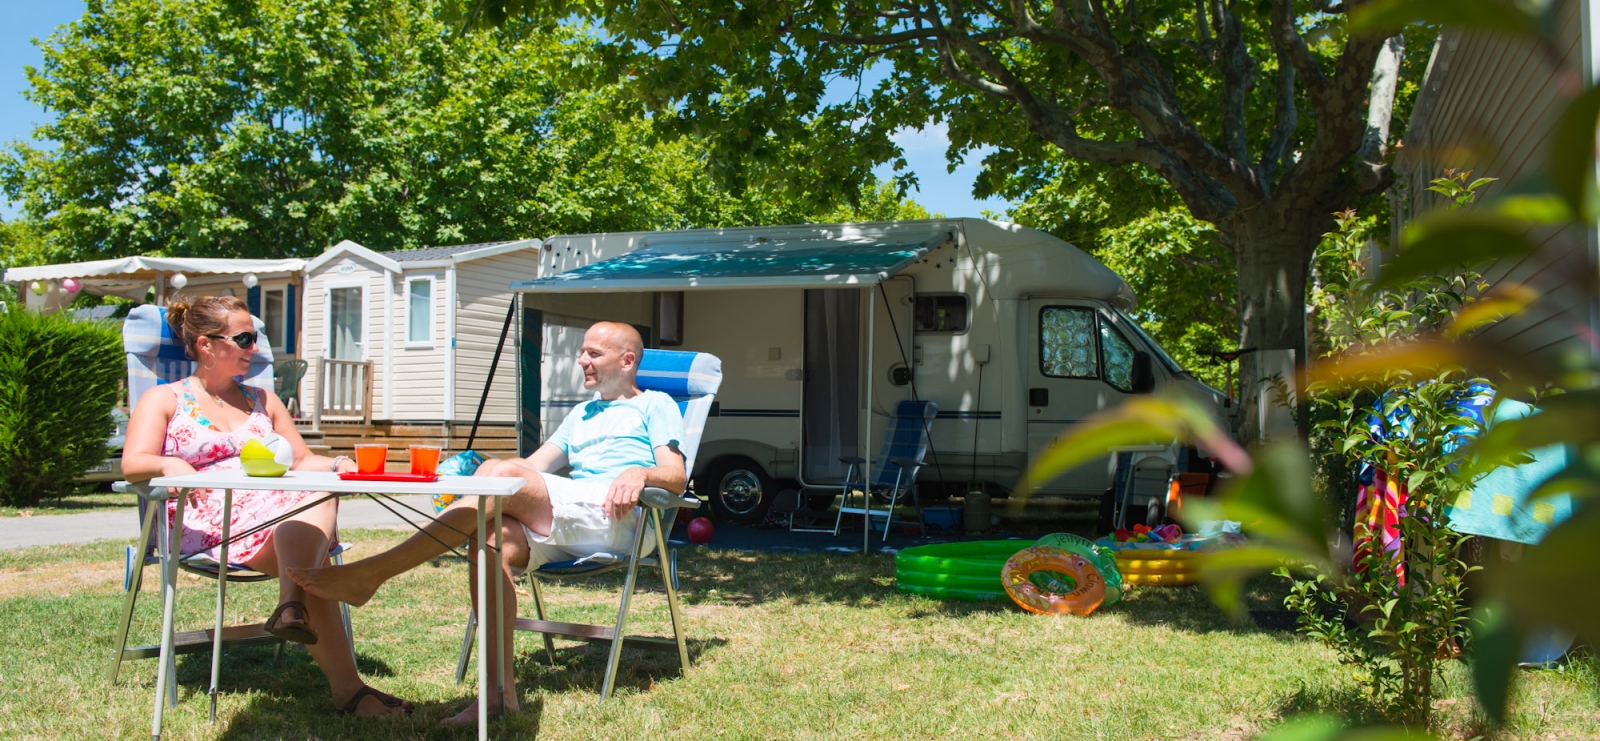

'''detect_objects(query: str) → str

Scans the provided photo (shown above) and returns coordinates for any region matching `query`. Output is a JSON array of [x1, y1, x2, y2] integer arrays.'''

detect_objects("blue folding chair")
[[456, 349, 722, 700], [109, 305, 353, 722], [823, 399, 937, 541]]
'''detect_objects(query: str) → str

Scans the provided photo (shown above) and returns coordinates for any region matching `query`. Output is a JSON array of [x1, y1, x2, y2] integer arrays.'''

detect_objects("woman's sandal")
[[264, 600, 319, 645], [338, 685, 414, 717]]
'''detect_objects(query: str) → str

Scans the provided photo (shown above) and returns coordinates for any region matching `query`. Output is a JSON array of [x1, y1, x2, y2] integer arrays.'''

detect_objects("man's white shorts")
[[511, 472, 656, 576]]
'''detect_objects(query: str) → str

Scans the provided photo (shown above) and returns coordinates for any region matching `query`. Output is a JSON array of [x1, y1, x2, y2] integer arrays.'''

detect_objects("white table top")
[[148, 469, 525, 497]]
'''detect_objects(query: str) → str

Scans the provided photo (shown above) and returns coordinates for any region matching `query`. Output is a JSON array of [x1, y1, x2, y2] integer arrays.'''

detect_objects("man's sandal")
[[264, 600, 319, 645], [338, 685, 414, 716]]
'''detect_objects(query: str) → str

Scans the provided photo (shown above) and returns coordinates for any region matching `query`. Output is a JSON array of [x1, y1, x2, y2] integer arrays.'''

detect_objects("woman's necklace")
[[197, 377, 233, 409]]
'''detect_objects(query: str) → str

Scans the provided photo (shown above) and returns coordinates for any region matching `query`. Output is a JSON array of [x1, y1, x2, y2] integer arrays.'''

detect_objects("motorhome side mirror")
[[1131, 352, 1156, 394]]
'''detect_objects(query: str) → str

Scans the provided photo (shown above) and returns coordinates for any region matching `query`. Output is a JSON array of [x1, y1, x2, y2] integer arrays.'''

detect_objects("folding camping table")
[[144, 470, 524, 741]]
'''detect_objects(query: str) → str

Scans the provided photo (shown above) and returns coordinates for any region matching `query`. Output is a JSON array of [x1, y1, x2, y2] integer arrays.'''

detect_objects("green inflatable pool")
[[893, 540, 1034, 602]]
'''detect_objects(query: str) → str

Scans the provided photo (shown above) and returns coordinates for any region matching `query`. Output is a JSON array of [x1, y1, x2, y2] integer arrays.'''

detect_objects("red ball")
[[686, 517, 714, 544]]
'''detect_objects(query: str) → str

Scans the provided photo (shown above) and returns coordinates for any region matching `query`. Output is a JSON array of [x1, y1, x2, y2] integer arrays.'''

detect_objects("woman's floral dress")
[[163, 377, 332, 563]]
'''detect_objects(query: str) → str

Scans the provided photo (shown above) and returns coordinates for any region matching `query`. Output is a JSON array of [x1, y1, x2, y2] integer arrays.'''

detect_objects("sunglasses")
[[205, 331, 258, 350]]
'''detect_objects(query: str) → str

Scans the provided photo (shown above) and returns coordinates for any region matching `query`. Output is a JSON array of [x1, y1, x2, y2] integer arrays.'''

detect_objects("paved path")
[[0, 495, 437, 550]]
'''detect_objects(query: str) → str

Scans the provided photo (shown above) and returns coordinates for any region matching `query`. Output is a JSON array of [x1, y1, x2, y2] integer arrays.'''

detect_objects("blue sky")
[[0, 2, 1010, 222]]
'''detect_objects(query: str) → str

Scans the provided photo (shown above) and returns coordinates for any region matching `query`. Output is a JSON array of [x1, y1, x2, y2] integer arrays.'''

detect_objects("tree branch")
[[1269, 0, 1326, 102], [1259, 50, 1297, 184], [1356, 34, 1404, 192], [1215, 0, 1256, 162]]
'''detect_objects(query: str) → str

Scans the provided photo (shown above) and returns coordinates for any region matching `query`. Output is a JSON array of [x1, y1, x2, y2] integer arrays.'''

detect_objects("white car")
[[79, 407, 128, 484]]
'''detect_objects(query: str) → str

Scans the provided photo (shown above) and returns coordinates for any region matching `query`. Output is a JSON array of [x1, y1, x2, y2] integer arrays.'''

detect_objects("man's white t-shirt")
[[546, 389, 685, 480]]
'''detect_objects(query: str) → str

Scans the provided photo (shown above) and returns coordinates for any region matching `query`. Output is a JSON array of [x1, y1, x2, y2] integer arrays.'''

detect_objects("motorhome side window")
[[914, 294, 968, 333], [1040, 307, 1098, 378], [1099, 317, 1137, 391]]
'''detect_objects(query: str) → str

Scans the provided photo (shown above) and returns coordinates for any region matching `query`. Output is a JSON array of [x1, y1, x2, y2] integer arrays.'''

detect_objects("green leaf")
[[1470, 604, 1522, 727], [1349, 0, 1542, 38], [1493, 506, 1600, 640], [1546, 86, 1600, 219]]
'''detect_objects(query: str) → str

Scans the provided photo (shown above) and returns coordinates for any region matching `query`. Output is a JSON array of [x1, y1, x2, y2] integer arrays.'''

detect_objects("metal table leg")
[[151, 489, 185, 740], [476, 497, 489, 740], [209, 488, 233, 722]]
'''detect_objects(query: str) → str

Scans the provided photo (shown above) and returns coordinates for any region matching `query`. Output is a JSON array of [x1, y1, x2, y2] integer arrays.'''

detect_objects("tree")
[[0, 0, 923, 265], [490, 0, 1435, 433]]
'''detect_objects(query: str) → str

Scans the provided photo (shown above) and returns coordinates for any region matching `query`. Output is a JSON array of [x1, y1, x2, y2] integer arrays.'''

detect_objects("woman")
[[121, 296, 411, 717]]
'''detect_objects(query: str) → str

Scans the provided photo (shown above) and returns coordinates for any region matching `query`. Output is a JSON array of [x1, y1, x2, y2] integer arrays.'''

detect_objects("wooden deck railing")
[[313, 357, 373, 428]]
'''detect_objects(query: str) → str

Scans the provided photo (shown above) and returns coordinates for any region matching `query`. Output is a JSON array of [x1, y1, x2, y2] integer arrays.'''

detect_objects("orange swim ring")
[[1001, 546, 1107, 616]]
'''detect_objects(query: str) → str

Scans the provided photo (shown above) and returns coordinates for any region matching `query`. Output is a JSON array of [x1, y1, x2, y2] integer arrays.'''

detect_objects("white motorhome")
[[511, 219, 1227, 524]]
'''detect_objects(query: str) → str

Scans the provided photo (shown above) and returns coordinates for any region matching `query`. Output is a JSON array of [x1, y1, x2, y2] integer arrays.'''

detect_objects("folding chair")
[[818, 399, 937, 540], [455, 348, 721, 700], [108, 305, 353, 720], [273, 358, 308, 417]]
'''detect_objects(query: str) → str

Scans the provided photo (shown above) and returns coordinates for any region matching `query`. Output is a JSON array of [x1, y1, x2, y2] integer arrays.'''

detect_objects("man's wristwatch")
[[332, 455, 353, 474]]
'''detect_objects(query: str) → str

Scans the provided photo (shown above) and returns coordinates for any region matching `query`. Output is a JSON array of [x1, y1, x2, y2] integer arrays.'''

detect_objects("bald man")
[[290, 322, 686, 723]]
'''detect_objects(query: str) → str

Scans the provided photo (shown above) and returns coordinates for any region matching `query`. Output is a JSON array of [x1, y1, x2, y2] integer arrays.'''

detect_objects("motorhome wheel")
[[700, 456, 774, 524]]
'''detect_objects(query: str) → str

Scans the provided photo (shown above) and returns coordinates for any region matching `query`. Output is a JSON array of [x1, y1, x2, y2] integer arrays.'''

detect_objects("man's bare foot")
[[287, 562, 382, 607], [334, 685, 413, 717], [439, 696, 520, 726]]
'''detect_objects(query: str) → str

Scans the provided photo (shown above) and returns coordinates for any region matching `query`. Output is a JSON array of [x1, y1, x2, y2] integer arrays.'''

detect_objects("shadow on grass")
[[516, 636, 727, 695]]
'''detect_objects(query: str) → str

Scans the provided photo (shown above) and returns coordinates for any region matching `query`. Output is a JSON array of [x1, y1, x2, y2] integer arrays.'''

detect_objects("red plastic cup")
[[410, 445, 442, 476], [354, 444, 388, 474]]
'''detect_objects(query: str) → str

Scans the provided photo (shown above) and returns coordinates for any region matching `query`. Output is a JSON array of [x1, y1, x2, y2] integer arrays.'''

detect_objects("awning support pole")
[[863, 284, 875, 556]]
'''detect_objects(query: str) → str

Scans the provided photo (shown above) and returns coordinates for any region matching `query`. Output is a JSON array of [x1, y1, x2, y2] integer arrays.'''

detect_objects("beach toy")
[[1001, 546, 1107, 615], [894, 540, 1034, 602], [239, 437, 291, 477], [431, 450, 486, 511], [687, 517, 714, 544], [1034, 533, 1123, 605], [1114, 547, 1202, 587]]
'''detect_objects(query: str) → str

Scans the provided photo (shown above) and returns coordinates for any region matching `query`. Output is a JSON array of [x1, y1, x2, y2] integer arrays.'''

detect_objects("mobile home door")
[[1025, 300, 1139, 494]]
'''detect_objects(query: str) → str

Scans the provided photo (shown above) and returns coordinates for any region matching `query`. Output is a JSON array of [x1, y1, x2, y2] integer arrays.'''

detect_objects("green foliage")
[[0, 307, 124, 507], [0, 0, 918, 264]]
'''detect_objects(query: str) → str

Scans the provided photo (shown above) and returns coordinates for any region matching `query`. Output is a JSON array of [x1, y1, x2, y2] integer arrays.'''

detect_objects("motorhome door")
[[802, 288, 860, 482], [1025, 300, 1141, 494]]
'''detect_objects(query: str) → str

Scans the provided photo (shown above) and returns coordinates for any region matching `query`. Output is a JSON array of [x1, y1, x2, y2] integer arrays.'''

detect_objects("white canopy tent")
[[4, 256, 306, 311]]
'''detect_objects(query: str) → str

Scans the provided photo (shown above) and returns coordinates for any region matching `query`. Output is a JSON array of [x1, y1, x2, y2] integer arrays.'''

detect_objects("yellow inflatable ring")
[[1001, 546, 1107, 615]]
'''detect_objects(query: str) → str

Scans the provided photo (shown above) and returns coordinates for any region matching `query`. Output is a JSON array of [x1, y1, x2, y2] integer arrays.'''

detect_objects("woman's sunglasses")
[[205, 331, 258, 350]]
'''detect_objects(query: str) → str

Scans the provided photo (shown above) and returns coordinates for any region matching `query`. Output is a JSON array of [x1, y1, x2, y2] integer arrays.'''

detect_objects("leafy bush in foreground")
[[0, 306, 123, 506]]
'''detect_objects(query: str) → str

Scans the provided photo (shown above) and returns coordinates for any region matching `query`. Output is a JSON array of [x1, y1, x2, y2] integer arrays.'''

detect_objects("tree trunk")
[[1226, 211, 1319, 443]]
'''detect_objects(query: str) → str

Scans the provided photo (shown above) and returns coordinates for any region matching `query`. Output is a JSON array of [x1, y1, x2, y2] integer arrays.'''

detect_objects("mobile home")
[[512, 219, 1227, 524]]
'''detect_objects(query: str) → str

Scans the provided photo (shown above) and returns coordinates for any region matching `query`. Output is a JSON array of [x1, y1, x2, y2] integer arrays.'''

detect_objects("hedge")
[[0, 306, 124, 506]]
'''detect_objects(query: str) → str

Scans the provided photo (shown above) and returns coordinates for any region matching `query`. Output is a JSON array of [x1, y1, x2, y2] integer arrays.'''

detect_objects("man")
[[290, 321, 686, 724]]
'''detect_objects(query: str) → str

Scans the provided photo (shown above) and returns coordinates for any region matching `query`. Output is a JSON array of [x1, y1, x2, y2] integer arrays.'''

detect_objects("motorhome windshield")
[[1114, 309, 1186, 375]]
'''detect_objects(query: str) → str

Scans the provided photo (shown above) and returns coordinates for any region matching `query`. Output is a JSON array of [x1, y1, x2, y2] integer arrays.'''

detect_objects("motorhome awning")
[[511, 232, 953, 293], [4, 256, 307, 300]]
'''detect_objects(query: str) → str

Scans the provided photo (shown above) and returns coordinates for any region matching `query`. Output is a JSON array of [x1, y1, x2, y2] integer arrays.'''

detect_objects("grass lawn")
[[0, 488, 137, 518], [0, 530, 1594, 740]]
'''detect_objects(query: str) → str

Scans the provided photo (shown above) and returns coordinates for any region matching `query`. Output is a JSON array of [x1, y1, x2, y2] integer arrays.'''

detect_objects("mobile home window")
[[914, 294, 968, 333], [262, 288, 287, 353], [407, 277, 433, 343], [1039, 306, 1098, 378], [1099, 317, 1137, 391]]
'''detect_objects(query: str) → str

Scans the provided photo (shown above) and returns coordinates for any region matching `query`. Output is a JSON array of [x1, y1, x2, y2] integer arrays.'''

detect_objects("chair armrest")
[[839, 455, 866, 466], [113, 481, 173, 501], [890, 457, 924, 471], [640, 487, 700, 510]]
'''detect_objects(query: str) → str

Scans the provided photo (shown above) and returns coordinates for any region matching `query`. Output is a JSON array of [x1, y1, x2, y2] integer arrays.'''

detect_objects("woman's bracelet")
[[332, 455, 353, 473]]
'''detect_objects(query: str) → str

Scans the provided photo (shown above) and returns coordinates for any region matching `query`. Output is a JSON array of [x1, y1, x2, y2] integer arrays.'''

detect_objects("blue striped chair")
[[110, 305, 354, 706], [828, 399, 938, 540], [456, 348, 722, 700]]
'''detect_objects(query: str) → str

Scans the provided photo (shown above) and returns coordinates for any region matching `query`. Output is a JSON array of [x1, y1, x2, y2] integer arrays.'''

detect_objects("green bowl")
[[241, 458, 289, 477]]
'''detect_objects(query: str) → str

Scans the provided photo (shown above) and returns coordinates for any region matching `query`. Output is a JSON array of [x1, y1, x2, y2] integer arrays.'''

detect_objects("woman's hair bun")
[[165, 300, 191, 339]]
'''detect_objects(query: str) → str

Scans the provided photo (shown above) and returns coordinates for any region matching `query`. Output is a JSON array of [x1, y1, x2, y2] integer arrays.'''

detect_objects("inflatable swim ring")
[[1035, 533, 1123, 605], [1001, 546, 1107, 615]]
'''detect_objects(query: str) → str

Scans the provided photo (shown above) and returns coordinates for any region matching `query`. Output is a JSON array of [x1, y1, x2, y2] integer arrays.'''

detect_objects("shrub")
[[0, 305, 124, 506]]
